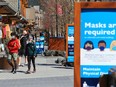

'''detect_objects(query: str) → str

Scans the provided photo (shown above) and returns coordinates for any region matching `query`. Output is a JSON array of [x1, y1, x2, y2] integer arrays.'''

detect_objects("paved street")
[[0, 54, 74, 87], [0, 76, 73, 87]]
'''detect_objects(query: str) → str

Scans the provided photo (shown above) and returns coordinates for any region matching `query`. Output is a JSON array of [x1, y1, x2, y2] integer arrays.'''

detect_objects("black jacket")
[[20, 35, 27, 49], [25, 42, 36, 56]]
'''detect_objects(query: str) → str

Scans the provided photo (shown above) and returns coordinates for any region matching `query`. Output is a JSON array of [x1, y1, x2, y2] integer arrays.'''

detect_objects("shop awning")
[[0, 1, 15, 15], [0, 2, 8, 5]]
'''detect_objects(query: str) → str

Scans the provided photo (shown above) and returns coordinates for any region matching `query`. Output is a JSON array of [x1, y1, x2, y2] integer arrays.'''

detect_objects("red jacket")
[[7, 39, 20, 53]]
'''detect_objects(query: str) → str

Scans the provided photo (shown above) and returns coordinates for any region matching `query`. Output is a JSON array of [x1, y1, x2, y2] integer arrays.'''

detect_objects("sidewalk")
[[0, 53, 73, 87], [0, 54, 73, 80]]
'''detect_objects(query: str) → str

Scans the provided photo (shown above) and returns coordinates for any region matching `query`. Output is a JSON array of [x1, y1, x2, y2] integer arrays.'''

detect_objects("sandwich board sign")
[[66, 24, 74, 62], [74, 2, 116, 87]]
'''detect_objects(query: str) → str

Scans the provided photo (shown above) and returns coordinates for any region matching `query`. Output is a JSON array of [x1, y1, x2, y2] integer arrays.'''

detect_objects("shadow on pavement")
[[37, 63, 73, 69], [0, 70, 10, 73], [17, 70, 26, 74], [37, 63, 59, 66], [52, 66, 73, 69], [0, 70, 26, 74]]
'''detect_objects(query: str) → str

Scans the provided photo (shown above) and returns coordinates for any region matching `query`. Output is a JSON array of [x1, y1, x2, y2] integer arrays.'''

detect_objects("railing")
[[4, 0, 19, 12]]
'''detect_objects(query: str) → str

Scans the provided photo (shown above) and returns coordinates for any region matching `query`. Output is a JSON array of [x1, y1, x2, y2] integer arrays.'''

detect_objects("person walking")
[[15, 34, 21, 65], [25, 36, 36, 74], [18, 30, 28, 66], [7, 32, 20, 74]]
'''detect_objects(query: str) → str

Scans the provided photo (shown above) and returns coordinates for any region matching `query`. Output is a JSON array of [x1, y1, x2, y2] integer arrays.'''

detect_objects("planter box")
[[0, 57, 19, 70]]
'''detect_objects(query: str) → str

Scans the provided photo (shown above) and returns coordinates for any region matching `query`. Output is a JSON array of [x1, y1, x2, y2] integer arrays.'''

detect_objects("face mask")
[[99, 46, 105, 51], [112, 46, 116, 51], [11, 36, 15, 39], [27, 40, 31, 43], [86, 46, 92, 51]]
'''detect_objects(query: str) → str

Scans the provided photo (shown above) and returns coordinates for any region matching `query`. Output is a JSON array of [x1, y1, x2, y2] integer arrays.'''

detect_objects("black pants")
[[8, 59, 17, 70], [27, 56, 36, 71]]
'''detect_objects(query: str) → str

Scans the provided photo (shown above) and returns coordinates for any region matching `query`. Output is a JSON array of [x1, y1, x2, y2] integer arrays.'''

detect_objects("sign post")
[[74, 2, 116, 87]]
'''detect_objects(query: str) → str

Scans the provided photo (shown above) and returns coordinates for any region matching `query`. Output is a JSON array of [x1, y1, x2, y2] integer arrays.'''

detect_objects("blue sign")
[[68, 26, 74, 62], [36, 36, 44, 54], [81, 9, 116, 86], [40, 36, 44, 41]]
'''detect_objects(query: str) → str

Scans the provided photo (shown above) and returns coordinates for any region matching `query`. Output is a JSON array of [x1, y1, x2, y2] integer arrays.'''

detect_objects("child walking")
[[25, 36, 36, 74]]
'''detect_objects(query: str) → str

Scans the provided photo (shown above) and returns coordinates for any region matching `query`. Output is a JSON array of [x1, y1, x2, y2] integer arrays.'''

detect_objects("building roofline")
[[0, 2, 8, 6]]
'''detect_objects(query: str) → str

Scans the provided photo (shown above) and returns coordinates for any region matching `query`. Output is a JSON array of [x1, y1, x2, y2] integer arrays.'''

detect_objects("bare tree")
[[39, 0, 75, 37]]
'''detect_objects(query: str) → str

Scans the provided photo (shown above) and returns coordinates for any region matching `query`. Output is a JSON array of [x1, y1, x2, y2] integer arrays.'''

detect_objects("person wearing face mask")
[[98, 40, 106, 51], [25, 36, 37, 74], [7, 32, 20, 74]]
